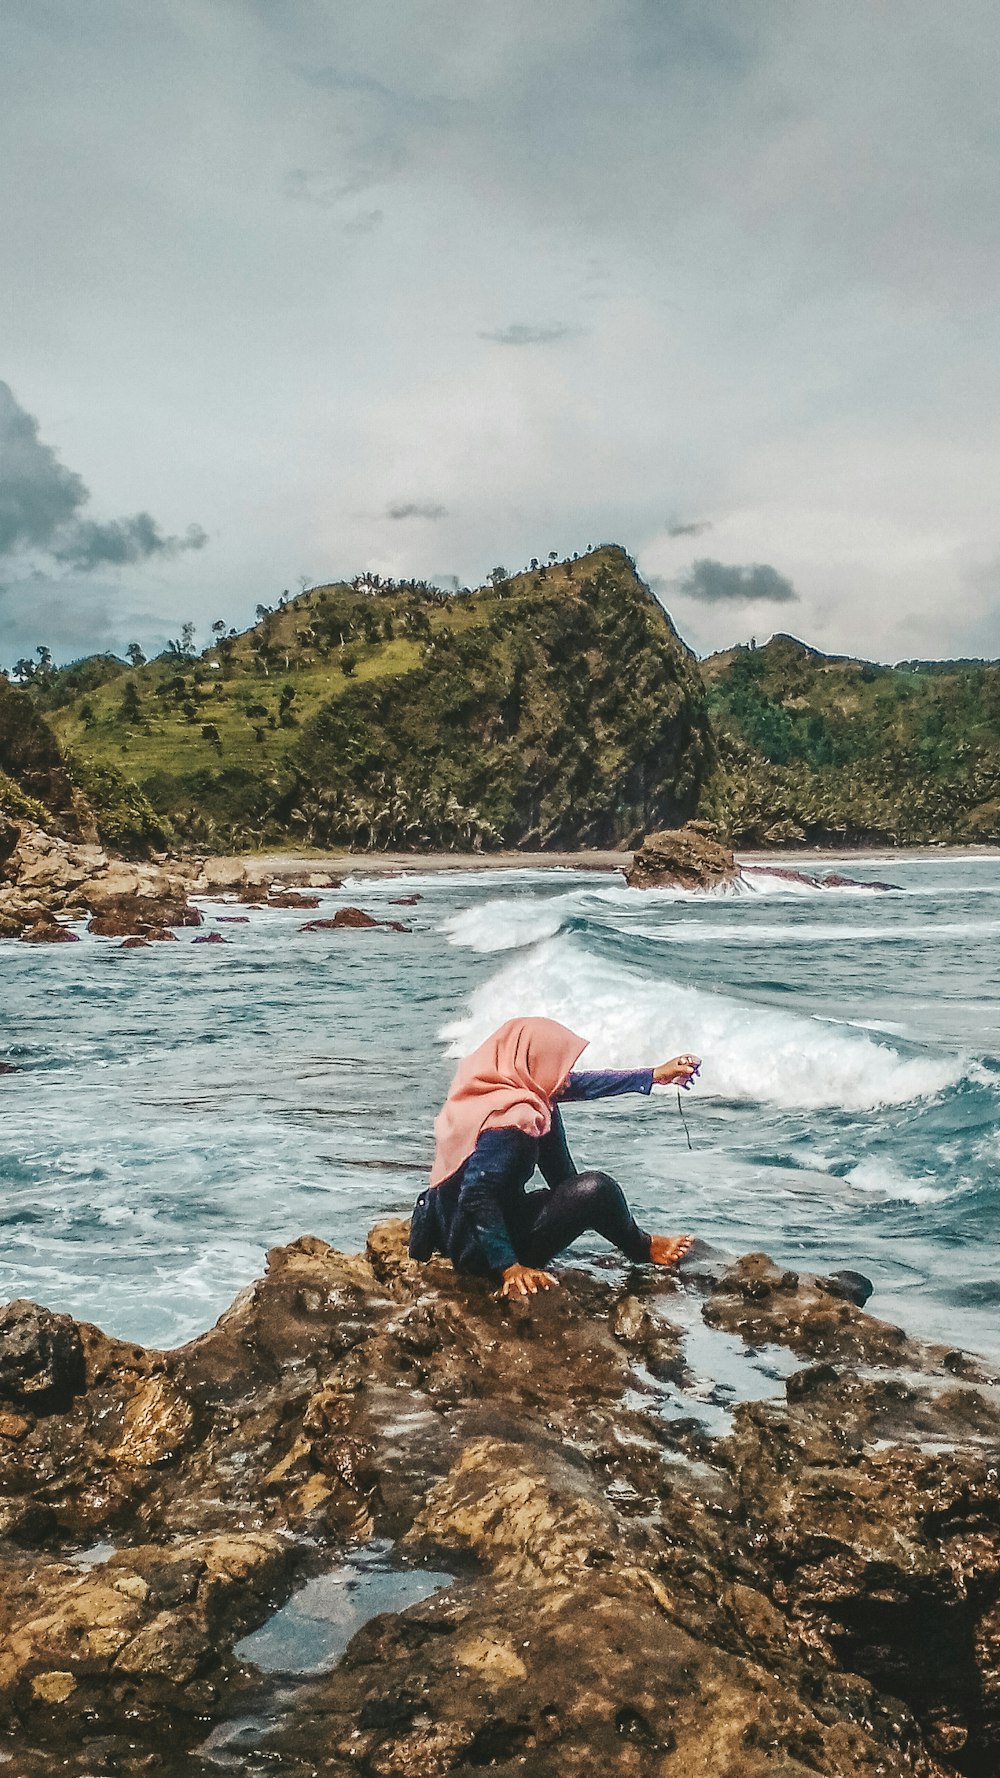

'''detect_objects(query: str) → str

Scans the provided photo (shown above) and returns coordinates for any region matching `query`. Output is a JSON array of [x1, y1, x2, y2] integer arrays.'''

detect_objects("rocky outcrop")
[[626, 825, 905, 895], [625, 823, 740, 890], [301, 906, 409, 933], [0, 1228, 998, 1775], [0, 821, 202, 938]]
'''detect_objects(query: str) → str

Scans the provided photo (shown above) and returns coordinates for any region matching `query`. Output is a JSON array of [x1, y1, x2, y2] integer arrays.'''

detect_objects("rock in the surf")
[[626, 823, 740, 891], [301, 906, 408, 932], [88, 891, 203, 937]]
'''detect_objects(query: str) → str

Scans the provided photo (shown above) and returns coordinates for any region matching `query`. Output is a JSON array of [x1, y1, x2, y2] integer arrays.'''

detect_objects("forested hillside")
[[23, 548, 715, 852], [5, 559, 998, 856], [702, 634, 1000, 845]]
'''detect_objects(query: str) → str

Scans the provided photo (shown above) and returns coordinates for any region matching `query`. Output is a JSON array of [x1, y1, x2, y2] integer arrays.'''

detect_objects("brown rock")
[[237, 878, 270, 903], [2, 1232, 999, 1774], [626, 825, 740, 891], [332, 905, 379, 928], [19, 922, 80, 943], [107, 1376, 195, 1467], [266, 891, 321, 909], [88, 891, 203, 936], [119, 935, 149, 949], [0, 1301, 85, 1409], [192, 931, 226, 944]]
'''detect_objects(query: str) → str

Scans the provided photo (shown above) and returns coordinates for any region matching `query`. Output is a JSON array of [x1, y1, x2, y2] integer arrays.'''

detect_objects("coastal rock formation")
[[625, 826, 904, 895], [0, 820, 202, 938], [301, 907, 409, 933], [0, 1226, 998, 1775], [625, 823, 740, 890]]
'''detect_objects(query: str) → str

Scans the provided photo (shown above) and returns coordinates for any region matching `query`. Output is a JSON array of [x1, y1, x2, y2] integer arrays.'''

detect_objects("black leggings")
[[509, 1169, 652, 1267]]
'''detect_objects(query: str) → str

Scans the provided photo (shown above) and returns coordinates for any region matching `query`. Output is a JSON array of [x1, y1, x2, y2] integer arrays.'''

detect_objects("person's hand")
[[652, 1054, 701, 1088], [501, 1264, 558, 1299]]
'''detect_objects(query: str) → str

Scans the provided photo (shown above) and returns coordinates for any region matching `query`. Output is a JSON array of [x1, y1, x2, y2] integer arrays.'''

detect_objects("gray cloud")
[[667, 519, 712, 538], [0, 380, 88, 555], [386, 501, 447, 521], [479, 324, 575, 347], [4, 3, 1000, 666], [55, 515, 208, 571], [679, 559, 798, 604], [0, 381, 206, 573]]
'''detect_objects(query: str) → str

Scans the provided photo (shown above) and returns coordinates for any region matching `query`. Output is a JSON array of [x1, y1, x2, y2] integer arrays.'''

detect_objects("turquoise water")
[[2, 857, 999, 1357]]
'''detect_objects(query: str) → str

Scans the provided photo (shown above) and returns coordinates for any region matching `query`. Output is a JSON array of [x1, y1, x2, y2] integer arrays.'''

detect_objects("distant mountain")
[[27, 547, 715, 853], [701, 633, 1000, 845]]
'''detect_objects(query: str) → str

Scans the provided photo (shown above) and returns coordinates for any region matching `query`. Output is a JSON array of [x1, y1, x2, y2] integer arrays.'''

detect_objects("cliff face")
[[290, 549, 715, 851], [41, 547, 715, 853]]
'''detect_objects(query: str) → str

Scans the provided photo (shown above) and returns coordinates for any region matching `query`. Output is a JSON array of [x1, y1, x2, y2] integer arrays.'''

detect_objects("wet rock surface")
[[624, 827, 904, 896], [1, 1227, 998, 1776], [625, 825, 739, 891], [301, 906, 409, 933]]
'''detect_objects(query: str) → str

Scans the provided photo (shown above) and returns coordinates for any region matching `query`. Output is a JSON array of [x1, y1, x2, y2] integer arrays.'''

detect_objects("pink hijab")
[[429, 1016, 587, 1187]]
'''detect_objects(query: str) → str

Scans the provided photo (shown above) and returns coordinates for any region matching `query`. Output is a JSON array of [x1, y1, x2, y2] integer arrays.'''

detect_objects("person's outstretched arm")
[[559, 1056, 700, 1101]]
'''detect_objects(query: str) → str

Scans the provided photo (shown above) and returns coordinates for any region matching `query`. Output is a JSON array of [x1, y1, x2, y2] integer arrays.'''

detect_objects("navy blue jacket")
[[409, 1069, 654, 1272]]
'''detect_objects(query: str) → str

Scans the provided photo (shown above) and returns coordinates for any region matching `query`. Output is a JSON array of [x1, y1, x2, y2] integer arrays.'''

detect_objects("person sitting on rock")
[[409, 1016, 698, 1299]]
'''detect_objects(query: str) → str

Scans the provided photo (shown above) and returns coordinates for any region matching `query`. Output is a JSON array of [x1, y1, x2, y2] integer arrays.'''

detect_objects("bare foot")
[[649, 1234, 694, 1268]]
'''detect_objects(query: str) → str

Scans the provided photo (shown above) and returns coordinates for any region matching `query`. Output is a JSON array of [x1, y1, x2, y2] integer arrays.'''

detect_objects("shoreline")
[[196, 841, 1000, 885]]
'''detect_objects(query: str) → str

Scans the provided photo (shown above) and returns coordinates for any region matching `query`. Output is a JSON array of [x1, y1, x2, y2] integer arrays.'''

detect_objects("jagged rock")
[[19, 922, 80, 943], [817, 1269, 874, 1307], [87, 891, 202, 936], [237, 877, 270, 903], [301, 907, 409, 933], [192, 931, 226, 944], [626, 825, 740, 891], [1, 1227, 998, 1775], [0, 814, 18, 867], [266, 890, 320, 908], [743, 864, 902, 893], [331, 905, 378, 928], [0, 1302, 85, 1409], [0, 821, 199, 940]]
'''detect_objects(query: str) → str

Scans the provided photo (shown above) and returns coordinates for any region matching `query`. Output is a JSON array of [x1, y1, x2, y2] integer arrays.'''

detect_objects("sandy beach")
[[198, 842, 1000, 887]]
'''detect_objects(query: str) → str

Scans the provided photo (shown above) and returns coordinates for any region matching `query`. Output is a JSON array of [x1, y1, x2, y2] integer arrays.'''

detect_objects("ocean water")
[[1, 856, 999, 1359]]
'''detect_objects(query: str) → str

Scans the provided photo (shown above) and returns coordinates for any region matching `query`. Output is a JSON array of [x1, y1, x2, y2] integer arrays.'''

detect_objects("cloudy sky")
[[2, 0, 999, 666]]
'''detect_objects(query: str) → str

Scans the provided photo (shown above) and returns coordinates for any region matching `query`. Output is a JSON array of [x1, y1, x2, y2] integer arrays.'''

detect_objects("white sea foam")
[[441, 934, 969, 1112], [843, 1157, 953, 1205], [443, 897, 571, 952], [443, 886, 1000, 957]]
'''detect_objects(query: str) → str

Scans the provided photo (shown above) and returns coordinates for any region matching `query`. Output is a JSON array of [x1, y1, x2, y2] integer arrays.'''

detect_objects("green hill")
[[36, 547, 715, 852], [701, 634, 1000, 845], [10, 561, 999, 856]]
